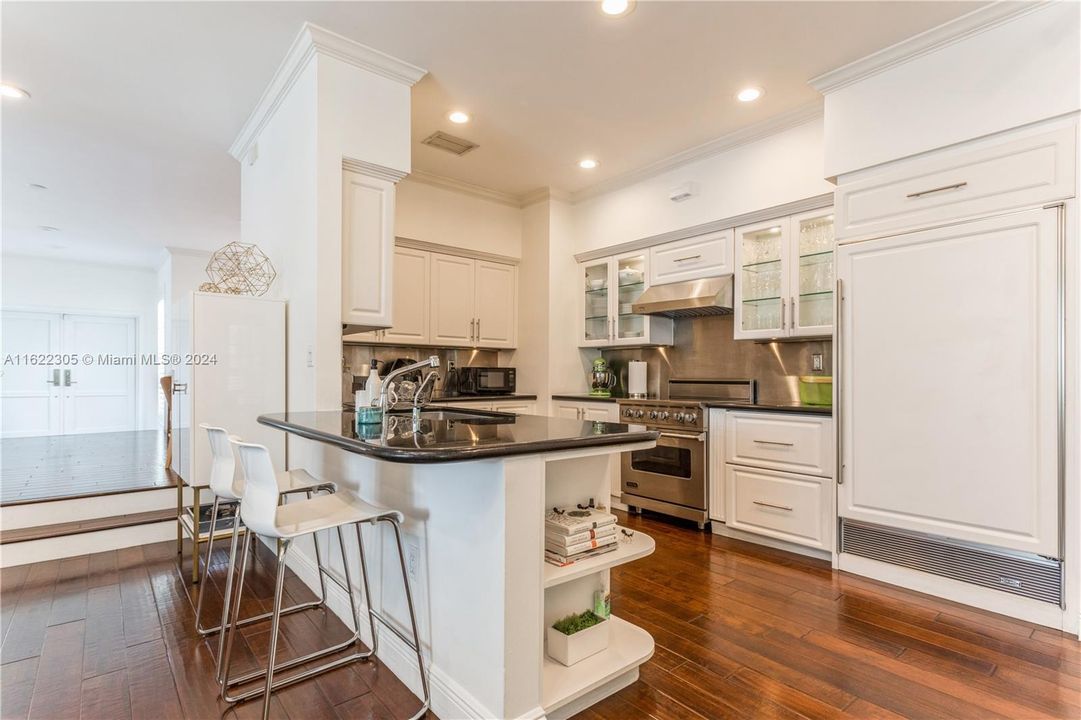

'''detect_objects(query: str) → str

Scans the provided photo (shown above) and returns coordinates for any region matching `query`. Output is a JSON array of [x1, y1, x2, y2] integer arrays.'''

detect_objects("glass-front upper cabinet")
[[734, 208, 834, 340], [791, 209, 835, 336], [579, 252, 672, 348], [735, 219, 787, 339]]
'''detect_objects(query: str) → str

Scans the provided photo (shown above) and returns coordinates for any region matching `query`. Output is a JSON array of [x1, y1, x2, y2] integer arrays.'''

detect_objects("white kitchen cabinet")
[[718, 409, 833, 551], [836, 206, 1061, 556], [490, 400, 536, 414], [834, 125, 1076, 243], [342, 169, 395, 329], [708, 409, 726, 522], [381, 247, 430, 345], [649, 229, 734, 285], [430, 252, 476, 346], [579, 252, 673, 348], [474, 261, 517, 349], [553, 399, 622, 498], [726, 465, 830, 551], [734, 209, 835, 340], [430, 253, 517, 349]]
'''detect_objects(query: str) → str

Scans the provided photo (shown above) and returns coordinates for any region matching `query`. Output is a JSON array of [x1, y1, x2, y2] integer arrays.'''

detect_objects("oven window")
[[630, 445, 692, 479]]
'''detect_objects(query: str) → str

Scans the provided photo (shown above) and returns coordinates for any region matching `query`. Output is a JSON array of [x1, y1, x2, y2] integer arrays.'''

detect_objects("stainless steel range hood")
[[631, 276, 734, 318]]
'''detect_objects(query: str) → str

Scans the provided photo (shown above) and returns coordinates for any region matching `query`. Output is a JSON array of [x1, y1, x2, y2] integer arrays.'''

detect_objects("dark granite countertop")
[[703, 401, 833, 415], [259, 407, 658, 463], [550, 393, 623, 404]]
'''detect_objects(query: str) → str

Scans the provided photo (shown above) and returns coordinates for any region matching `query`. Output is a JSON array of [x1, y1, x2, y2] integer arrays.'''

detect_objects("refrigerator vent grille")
[[840, 520, 1062, 605]]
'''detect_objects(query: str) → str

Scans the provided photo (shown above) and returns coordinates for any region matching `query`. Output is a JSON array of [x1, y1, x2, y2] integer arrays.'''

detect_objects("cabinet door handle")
[[791, 296, 796, 330], [470, 319, 475, 342], [674, 254, 701, 263], [476, 318, 480, 341], [906, 181, 967, 199], [781, 297, 786, 330], [753, 500, 793, 512], [753, 439, 794, 447], [46, 369, 60, 386], [63, 369, 76, 386], [835, 277, 844, 486]]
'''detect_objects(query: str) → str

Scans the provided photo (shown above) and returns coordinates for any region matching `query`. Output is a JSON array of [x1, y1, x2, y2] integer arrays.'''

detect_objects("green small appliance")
[[589, 358, 616, 398]]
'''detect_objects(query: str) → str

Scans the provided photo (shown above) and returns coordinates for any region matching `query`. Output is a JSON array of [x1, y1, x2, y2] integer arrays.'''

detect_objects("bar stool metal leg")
[[214, 511, 242, 681], [261, 538, 291, 720], [386, 518, 431, 720], [354, 523, 379, 654], [193, 495, 221, 632], [308, 490, 329, 607], [219, 530, 252, 700]]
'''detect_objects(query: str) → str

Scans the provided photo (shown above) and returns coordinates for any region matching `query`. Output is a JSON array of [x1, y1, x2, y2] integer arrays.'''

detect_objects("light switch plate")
[[812, 353, 823, 371]]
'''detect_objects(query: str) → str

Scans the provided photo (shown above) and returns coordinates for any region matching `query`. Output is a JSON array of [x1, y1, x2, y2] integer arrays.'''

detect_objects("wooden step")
[[0, 509, 175, 545]]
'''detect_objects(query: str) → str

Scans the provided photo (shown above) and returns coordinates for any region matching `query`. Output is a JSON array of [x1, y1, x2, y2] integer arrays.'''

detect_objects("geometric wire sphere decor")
[[203, 241, 277, 296]]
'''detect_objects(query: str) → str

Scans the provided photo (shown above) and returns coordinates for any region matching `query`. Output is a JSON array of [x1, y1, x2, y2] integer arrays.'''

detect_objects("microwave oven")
[[457, 367, 516, 395]]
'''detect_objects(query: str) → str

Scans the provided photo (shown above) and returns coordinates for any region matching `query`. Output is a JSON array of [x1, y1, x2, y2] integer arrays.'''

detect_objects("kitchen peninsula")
[[258, 408, 659, 719]]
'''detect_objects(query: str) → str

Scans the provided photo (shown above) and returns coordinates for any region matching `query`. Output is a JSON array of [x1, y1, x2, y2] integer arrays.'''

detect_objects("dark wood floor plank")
[[48, 555, 89, 626], [1, 560, 59, 664], [606, 679, 706, 720], [726, 666, 848, 720], [124, 638, 183, 720], [27, 619, 85, 720], [116, 547, 163, 647], [82, 585, 127, 679], [0, 656, 39, 720], [333, 692, 398, 720], [86, 551, 119, 589], [78, 669, 131, 720]]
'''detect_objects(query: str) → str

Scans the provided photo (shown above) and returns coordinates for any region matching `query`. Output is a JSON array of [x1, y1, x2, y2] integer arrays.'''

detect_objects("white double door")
[[1, 311, 137, 437]]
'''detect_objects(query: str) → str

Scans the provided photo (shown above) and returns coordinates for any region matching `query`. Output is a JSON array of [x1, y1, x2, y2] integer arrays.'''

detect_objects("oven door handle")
[[658, 431, 705, 441]]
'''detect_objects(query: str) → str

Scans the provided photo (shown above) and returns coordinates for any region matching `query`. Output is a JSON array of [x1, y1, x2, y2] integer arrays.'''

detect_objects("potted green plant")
[[546, 609, 609, 666]]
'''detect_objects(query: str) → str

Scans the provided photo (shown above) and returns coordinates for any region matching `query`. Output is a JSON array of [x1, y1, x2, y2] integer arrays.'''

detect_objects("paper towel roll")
[[628, 361, 647, 397]]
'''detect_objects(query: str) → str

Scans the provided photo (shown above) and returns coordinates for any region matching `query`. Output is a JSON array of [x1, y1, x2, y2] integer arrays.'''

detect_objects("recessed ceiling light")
[[600, 0, 634, 17], [578, 159, 599, 170], [0, 84, 30, 100], [39, 225, 60, 232], [29, 183, 48, 190], [737, 87, 763, 103], [448, 111, 470, 124]]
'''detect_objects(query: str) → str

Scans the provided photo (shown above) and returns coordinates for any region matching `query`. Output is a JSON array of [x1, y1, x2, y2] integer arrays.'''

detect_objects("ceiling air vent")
[[421, 131, 478, 156]]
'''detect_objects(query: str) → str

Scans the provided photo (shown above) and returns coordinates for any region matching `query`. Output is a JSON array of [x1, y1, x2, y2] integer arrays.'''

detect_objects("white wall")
[[1, 253, 159, 431], [572, 118, 834, 252], [822, 2, 1081, 179], [396, 179, 523, 258], [507, 201, 550, 403]]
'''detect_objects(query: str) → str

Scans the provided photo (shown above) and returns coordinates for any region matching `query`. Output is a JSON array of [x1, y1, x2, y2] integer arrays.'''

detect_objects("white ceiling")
[[2, 1, 985, 267]]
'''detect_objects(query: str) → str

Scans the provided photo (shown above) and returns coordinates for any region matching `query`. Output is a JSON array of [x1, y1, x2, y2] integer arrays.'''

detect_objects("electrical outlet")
[[812, 353, 824, 372], [306, 345, 314, 368], [406, 543, 419, 582]]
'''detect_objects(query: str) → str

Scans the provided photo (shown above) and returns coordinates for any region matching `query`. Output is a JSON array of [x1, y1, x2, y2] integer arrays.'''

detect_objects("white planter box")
[[546, 617, 610, 666]]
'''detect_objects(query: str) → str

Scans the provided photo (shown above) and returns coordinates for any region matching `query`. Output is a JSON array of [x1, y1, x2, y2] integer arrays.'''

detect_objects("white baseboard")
[[0, 521, 176, 567], [839, 552, 1070, 632], [710, 521, 832, 562], [283, 543, 505, 719]]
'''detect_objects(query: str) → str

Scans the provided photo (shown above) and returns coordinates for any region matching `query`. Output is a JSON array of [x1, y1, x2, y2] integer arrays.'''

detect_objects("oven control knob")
[[623, 408, 634, 418], [658, 411, 669, 421], [648, 410, 658, 420], [685, 413, 698, 424], [674, 412, 685, 422], [634, 409, 644, 418]]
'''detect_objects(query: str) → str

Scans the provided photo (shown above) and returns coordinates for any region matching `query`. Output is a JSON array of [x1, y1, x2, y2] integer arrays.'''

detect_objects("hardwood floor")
[[575, 512, 1081, 720], [0, 538, 431, 720], [1, 512, 1077, 720], [0, 431, 176, 505]]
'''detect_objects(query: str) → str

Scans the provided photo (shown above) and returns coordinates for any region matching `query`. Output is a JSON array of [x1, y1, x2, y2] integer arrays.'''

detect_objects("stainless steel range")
[[619, 379, 756, 529]]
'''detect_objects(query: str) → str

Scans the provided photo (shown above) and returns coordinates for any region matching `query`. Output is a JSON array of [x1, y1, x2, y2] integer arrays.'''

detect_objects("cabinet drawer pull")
[[753, 500, 793, 512], [753, 439, 794, 447], [674, 254, 702, 263], [906, 181, 967, 199]]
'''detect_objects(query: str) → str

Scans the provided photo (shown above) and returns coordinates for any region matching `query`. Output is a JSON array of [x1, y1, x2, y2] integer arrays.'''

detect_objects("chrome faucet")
[[379, 356, 440, 414]]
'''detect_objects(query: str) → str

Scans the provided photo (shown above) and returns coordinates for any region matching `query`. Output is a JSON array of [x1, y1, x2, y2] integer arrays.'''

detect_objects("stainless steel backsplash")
[[601, 315, 832, 403], [342, 344, 501, 401]]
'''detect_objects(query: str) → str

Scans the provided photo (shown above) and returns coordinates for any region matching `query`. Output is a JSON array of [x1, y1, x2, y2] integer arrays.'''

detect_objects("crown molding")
[[395, 236, 520, 265], [810, 1, 1050, 94], [344, 158, 408, 183], [519, 186, 573, 208], [229, 23, 427, 161], [404, 169, 522, 207], [569, 100, 824, 204]]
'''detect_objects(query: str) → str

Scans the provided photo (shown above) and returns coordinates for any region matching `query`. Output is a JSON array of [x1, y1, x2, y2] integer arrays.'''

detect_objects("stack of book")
[[545, 507, 619, 567]]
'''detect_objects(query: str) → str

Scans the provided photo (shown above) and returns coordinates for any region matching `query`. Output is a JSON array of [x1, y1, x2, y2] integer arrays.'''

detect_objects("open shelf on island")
[[544, 528, 654, 589], [542, 616, 654, 716]]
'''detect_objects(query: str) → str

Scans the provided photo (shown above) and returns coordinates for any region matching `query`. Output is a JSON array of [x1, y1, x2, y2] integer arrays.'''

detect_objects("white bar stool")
[[221, 438, 430, 720], [193, 425, 335, 679]]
